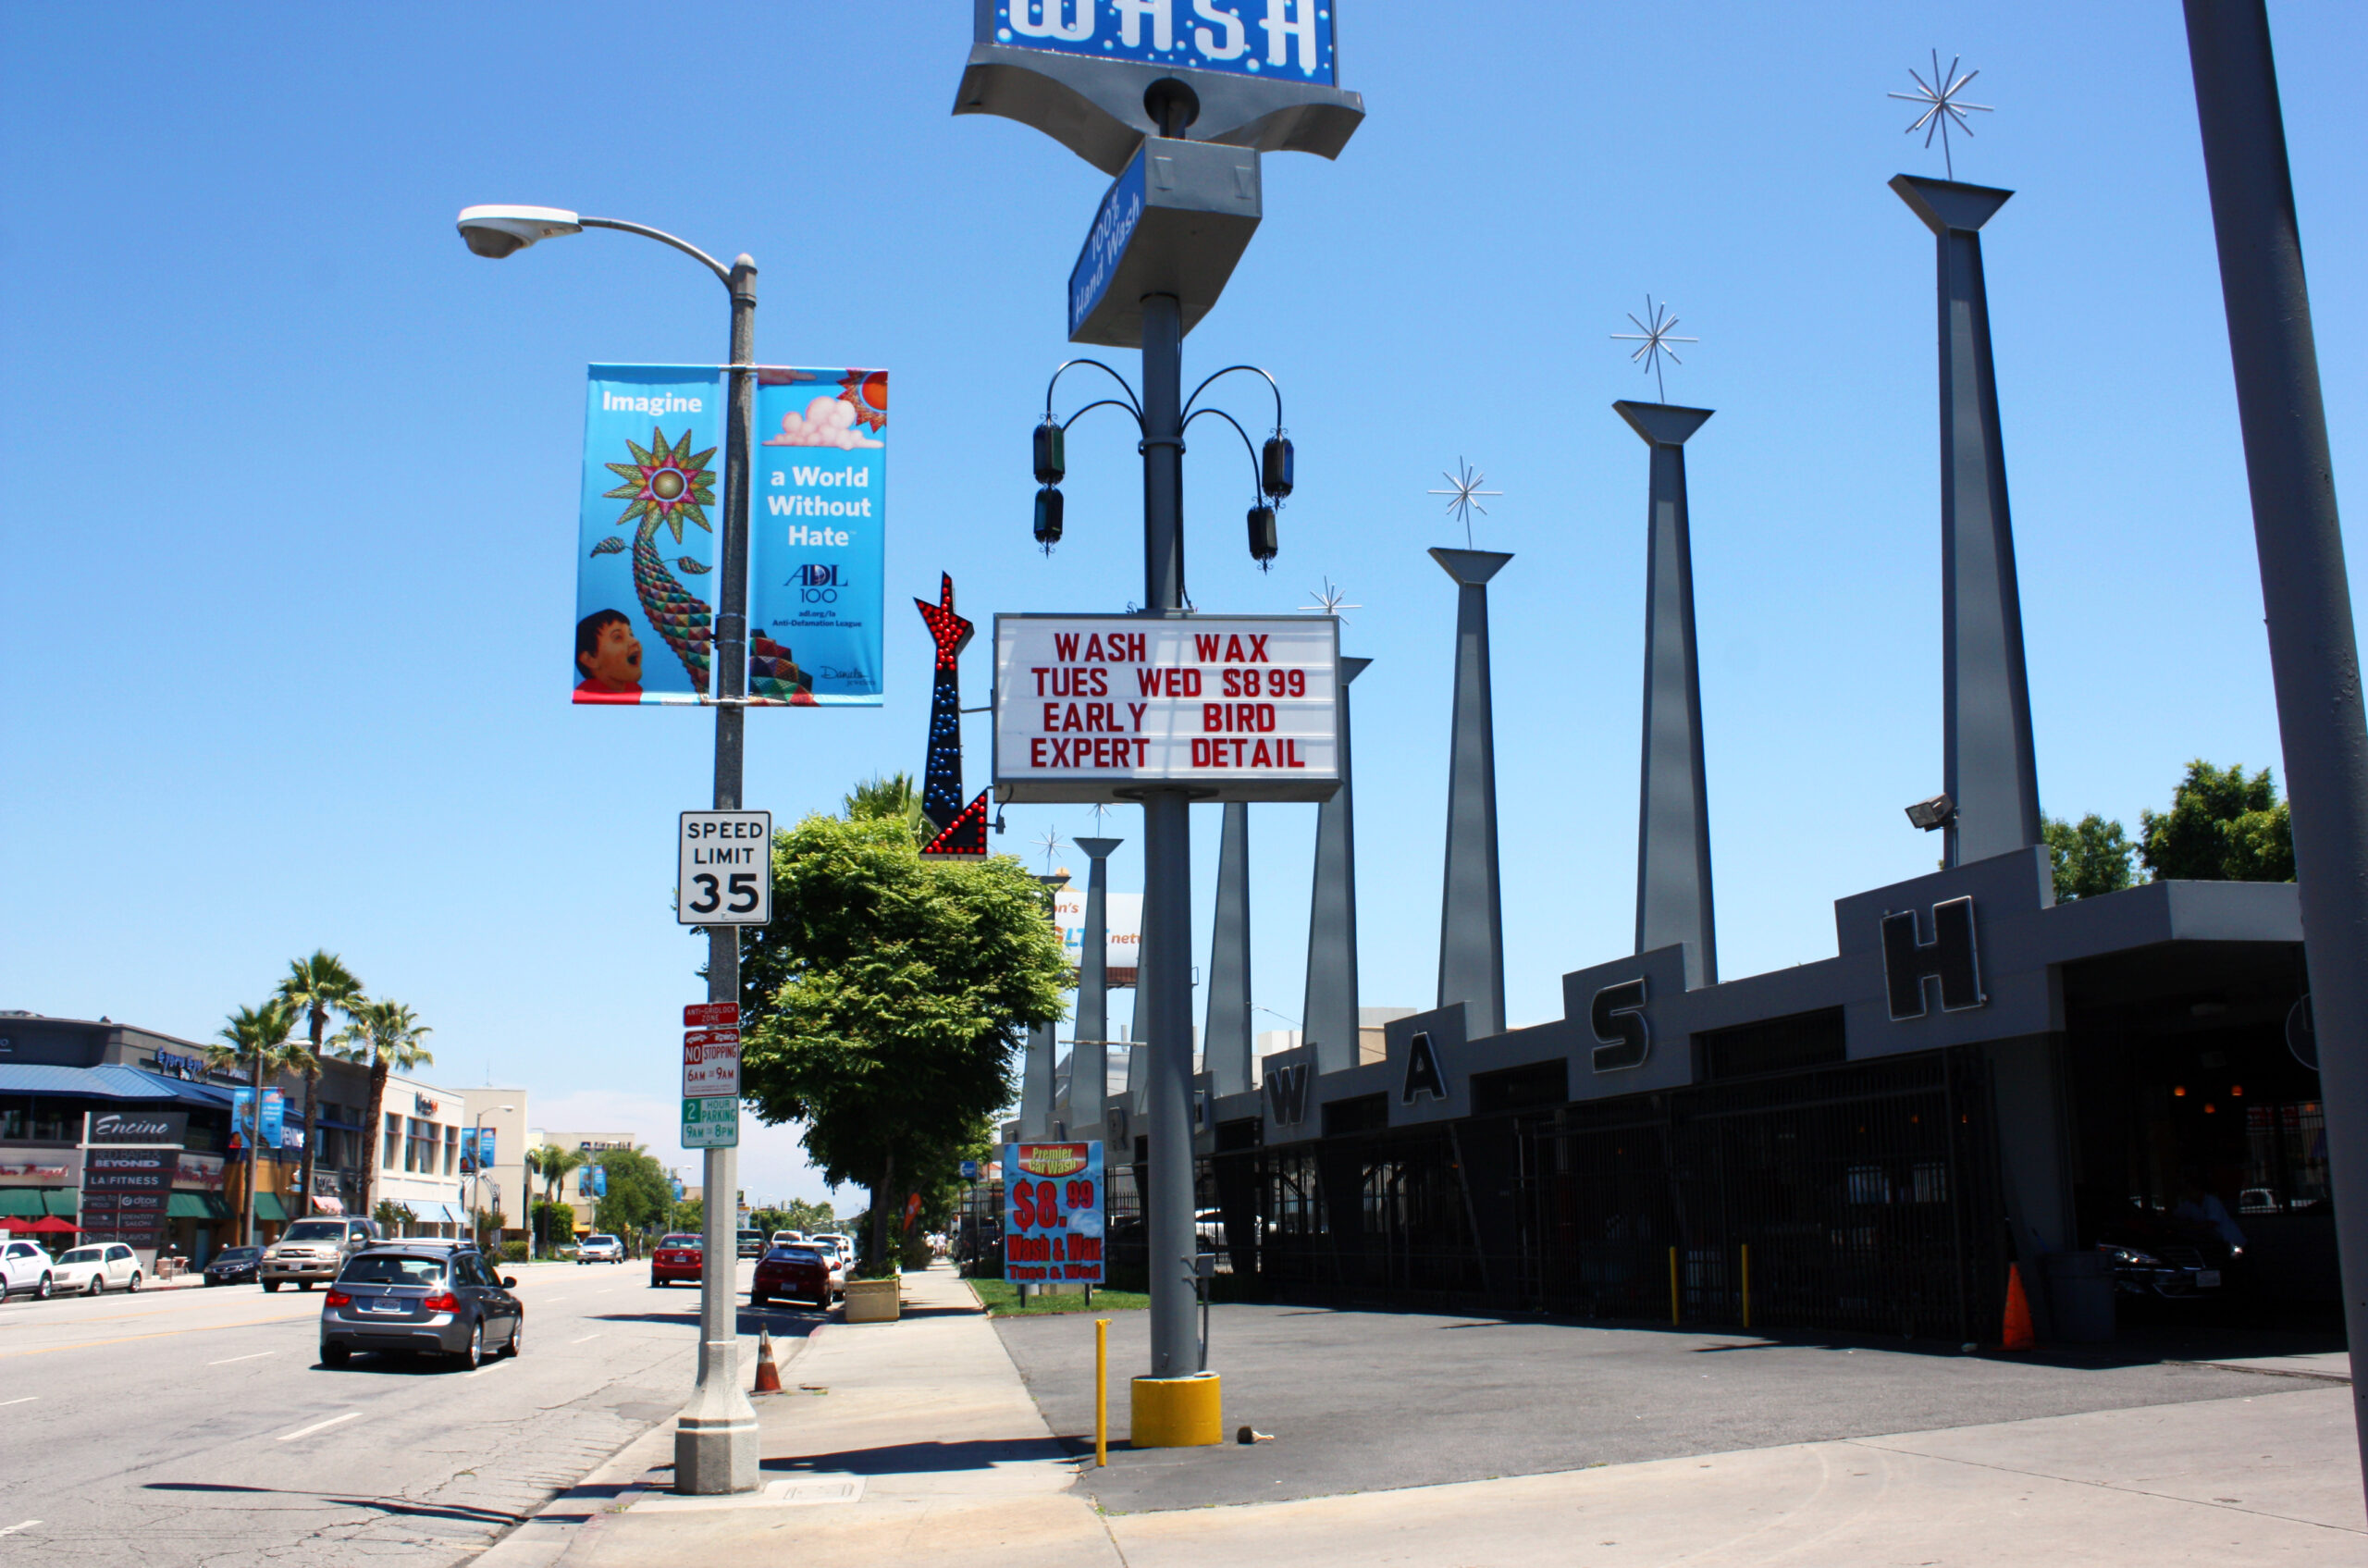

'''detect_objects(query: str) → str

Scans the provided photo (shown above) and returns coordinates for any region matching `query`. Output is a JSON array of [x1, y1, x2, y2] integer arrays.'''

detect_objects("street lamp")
[[457, 203, 760, 1497], [470, 1105, 513, 1245]]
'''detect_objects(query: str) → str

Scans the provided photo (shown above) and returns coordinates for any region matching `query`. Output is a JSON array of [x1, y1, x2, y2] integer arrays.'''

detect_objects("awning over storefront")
[[310, 1195, 345, 1215], [0, 1189, 46, 1217], [166, 1192, 231, 1220], [44, 1190, 76, 1217], [253, 1192, 290, 1223]]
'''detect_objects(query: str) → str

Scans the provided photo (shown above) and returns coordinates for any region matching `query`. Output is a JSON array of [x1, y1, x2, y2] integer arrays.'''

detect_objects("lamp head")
[[1904, 793, 1955, 832], [456, 204, 583, 259]]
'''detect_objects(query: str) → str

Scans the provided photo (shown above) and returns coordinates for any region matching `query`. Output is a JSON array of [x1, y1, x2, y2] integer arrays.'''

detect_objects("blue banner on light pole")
[[260, 1089, 286, 1151], [746, 369, 887, 706], [985, 2, 1335, 83], [577, 364, 724, 707]]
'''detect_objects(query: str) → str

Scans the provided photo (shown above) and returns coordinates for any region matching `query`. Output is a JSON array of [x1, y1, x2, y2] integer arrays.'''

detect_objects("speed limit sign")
[[677, 810, 772, 926]]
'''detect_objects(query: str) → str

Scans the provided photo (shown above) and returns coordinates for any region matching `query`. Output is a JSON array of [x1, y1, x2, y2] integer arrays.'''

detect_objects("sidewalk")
[[477, 1266, 2364, 1567]]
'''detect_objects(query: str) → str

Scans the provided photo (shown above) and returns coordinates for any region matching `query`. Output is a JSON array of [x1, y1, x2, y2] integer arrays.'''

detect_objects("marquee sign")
[[993, 614, 1341, 803]]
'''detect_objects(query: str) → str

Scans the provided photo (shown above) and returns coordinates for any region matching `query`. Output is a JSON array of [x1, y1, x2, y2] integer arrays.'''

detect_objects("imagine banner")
[[576, 365, 723, 706]]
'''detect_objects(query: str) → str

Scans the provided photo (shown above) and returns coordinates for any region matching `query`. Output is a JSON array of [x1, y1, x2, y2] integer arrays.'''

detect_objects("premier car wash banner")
[[746, 369, 887, 705], [577, 365, 723, 705], [1002, 1141, 1104, 1285]]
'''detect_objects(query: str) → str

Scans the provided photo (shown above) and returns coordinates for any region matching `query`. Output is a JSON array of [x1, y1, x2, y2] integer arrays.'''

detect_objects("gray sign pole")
[[1139, 268, 1202, 1380], [675, 254, 761, 1497], [1302, 657, 1369, 1075], [1204, 804, 1253, 1098], [2183, 0, 2368, 1488], [1431, 548, 1512, 1040], [1072, 836, 1122, 1138]]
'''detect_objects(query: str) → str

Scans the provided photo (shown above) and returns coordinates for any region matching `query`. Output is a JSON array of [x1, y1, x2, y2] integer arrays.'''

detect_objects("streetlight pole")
[[455, 204, 760, 1495], [471, 1105, 513, 1245]]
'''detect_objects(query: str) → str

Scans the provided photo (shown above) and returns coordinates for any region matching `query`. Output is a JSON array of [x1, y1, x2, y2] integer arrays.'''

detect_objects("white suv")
[[1, 1240, 56, 1300], [577, 1234, 624, 1265]]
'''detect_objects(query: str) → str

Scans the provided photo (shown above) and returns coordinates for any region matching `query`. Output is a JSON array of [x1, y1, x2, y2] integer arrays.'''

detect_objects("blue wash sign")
[[989, 1, 1334, 83], [1069, 147, 1147, 337]]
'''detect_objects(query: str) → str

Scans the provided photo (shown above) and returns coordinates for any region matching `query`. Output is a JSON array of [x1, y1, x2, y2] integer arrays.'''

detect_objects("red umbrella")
[[24, 1216, 79, 1235]]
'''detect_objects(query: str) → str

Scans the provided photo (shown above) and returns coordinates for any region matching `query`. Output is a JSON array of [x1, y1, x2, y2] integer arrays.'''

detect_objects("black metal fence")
[[1165, 1047, 2004, 1341]]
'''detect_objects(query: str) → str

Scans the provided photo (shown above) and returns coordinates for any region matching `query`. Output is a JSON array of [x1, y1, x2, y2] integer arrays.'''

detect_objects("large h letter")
[[1881, 897, 1986, 1019]]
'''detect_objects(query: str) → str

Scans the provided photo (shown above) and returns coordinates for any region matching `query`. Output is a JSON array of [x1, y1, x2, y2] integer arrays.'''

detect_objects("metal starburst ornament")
[[1299, 575, 1361, 623], [1610, 295, 1697, 402], [1428, 459, 1501, 548], [1032, 825, 1065, 873], [1890, 50, 1992, 181]]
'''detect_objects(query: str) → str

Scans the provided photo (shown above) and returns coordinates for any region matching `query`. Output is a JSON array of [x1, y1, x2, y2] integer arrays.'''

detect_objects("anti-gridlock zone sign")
[[1002, 1141, 1104, 1285], [993, 616, 1340, 803]]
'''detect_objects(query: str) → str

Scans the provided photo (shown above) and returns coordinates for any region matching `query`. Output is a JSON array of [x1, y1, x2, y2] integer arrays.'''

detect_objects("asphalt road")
[[996, 1302, 2342, 1512], [0, 1256, 825, 1564]]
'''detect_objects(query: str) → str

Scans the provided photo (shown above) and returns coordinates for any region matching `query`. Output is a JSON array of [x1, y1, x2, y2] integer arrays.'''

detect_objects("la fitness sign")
[[993, 614, 1340, 803]]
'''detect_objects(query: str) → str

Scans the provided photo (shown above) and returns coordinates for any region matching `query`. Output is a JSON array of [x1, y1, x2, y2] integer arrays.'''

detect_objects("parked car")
[[769, 1229, 808, 1248], [50, 1242, 141, 1295], [320, 1242, 522, 1368], [204, 1245, 262, 1287], [1, 1239, 56, 1300], [261, 1216, 383, 1291], [736, 1228, 765, 1258], [650, 1233, 703, 1287], [811, 1232, 855, 1268], [577, 1234, 624, 1265], [750, 1243, 841, 1309]]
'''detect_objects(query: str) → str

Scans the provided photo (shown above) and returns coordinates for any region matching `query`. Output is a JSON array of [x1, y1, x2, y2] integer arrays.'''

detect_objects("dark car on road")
[[204, 1245, 262, 1287], [320, 1242, 523, 1369], [750, 1244, 834, 1309], [650, 1233, 702, 1287]]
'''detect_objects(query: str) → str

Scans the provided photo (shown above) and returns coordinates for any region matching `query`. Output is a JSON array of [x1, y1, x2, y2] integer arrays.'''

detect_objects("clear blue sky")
[[5, 4, 2362, 1204]]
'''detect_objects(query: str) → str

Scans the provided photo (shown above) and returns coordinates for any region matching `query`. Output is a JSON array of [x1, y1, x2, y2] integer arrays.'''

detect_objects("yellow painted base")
[[1129, 1372, 1222, 1448]]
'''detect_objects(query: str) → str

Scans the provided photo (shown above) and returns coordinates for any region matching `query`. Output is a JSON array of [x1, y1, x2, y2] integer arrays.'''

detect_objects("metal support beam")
[[1431, 549, 1511, 1040], [1205, 804, 1253, 1098], [1072, 836, 1122, 1137], [1302, 656, 1370, 1074]]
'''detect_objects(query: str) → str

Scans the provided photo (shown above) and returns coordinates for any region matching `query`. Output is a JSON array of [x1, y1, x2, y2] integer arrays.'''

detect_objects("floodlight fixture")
[[1905, 793, 1956, 832]]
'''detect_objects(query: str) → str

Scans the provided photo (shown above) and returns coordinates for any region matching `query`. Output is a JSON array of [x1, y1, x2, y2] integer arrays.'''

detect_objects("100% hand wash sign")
[[1002, 1142, 1104, 1285]]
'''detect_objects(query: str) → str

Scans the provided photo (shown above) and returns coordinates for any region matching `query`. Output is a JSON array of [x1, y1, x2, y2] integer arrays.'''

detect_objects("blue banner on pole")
[[746, 369, 887, 706], [577, 365, 723, 706], [230, 1087, 253, 1146], [984, 2, 1335, 83], [260, 1089, 286, 1151]]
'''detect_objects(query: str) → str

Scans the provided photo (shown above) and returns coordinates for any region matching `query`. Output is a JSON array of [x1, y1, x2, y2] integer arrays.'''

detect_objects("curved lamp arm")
[[1184, 405, 1267, 500], [1044, 358, 1143, 422], [1063, 397, 1145, 436], [579, 216, 733, 288], [1182, 364, 1283, 432]]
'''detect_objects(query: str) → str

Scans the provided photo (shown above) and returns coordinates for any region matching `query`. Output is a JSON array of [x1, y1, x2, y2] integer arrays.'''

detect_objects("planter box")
[[843, 1277, 901, 1323]]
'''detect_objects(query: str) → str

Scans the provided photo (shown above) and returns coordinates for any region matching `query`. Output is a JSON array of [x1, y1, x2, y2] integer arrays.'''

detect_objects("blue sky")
[[5, 4, 2362, 1204]]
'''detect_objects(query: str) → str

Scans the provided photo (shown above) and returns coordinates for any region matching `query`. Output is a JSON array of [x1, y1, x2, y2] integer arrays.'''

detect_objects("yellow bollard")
[[1669, 1245, 1680, 1326], [1094, 1317, 1109, 1467], [1741, 1244, 1751, 1330]]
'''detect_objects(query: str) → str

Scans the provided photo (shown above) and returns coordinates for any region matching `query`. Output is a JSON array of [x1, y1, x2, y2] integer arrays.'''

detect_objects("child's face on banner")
[[581, 620, 643, 689]]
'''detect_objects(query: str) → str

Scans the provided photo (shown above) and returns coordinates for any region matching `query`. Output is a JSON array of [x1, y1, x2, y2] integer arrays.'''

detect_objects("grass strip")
[[969, 1278, 1148, 1317]]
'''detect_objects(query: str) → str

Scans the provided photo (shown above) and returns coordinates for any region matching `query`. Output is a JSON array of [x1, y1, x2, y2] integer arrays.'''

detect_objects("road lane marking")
[[276, 1411, 360, 1442], [0, 1396, 36, 1406], [0, 1521, 40, 1537], [571, 1334, 602, 1344], [0, 1314, 313, 1358], [209, 1351, 278, 1365]]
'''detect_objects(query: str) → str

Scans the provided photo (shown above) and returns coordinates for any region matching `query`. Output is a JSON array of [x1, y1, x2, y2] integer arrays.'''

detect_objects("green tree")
[[2042, 813, 2135, 900], [208, 997, 304, 1246], [591, 1146, 672, 1243], [671, 1196, 704, 1235], [275, 950, 365, 1227], [530, 1200, 577, 1250], [843, 772, 932, 846], [374, 1199, 417, 1235], [2139, 760, 2296, 883], [740, 812, 1068, 1276], [327, 1000, 433, 1217]]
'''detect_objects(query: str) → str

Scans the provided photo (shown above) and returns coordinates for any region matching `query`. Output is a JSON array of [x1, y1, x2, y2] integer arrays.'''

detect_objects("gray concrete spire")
[[1302, 656, 1370, 1074], [1070, 836, 1121, 1138], [1431, 548, 1511, 1040], [1203, 805, 1252, 1097], [1614, 401, 1719, 989], [1892, 175, 2043, 868]]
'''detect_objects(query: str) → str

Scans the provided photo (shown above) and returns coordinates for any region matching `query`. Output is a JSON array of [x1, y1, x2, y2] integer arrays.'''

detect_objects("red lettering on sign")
[[1054, 633, 1079, 660]]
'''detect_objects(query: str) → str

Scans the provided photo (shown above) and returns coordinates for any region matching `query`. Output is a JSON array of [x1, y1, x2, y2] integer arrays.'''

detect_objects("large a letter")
[[1191, 0, 1246, 59], [1881, 896, 1985, 1019], [1115, 0, 1173, 49], [1260, 0, 1316, 69], [1010, 0, 1093, 41], [1400, 1031, 1448, 1105], [1590, 978, 1650, 1072]]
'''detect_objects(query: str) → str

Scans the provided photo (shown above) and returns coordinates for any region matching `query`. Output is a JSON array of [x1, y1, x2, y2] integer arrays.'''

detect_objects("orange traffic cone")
[[2001, 1264, 2036, 1351], [753, 1327, 783, 1394]]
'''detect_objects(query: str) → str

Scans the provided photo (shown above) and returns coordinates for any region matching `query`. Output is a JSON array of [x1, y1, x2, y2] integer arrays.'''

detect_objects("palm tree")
[[843, 772, 931, 845], [275, 951, 364, 1224], [327, 1000, 433, 1219], [524, 1144, 588, 1255], [208, 998, 302, 1246]]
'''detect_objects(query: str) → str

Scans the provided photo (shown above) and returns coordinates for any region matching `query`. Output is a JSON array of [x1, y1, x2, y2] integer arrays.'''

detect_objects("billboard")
[[746, 369, 887, 706], [577, 365, 722, 706], [1002, 1141, 1104, 1285], [981, 1, 1335, 84], [1051, 886, 1142, 981], [993, 614, 1341, 802]]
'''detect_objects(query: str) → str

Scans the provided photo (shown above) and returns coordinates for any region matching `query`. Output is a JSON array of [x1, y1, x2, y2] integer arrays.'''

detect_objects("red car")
[[750, 1243, 834, 1309], [649, 1234, 703, 1287]]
